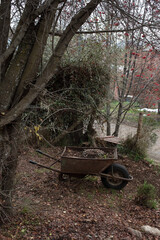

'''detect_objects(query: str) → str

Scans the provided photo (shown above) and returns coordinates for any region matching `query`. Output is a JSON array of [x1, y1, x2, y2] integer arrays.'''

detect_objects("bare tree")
[[102, 0, 160, 136], [0, 0, 102, 223]]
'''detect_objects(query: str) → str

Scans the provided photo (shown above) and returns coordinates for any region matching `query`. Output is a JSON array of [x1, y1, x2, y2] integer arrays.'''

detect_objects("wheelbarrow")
[[29, 146, 133, 190]]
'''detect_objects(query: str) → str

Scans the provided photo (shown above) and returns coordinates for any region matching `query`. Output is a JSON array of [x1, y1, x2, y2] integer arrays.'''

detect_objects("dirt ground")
[[1, 146, 160, 240]]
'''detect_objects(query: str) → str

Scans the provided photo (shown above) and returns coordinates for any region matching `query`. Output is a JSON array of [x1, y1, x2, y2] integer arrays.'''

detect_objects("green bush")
[[135, 181, 158, 209]]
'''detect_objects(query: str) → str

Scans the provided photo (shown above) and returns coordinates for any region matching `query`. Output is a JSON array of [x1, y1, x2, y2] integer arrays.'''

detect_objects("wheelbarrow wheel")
[[101, 163, 130, 190]]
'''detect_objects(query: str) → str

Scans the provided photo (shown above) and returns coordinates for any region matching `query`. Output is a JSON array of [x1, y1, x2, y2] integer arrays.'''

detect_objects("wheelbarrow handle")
[[36, 149, 43, 154], [29, 160, 61, 173], [36, 149, 59, 161], [29, 160, 37, 165]]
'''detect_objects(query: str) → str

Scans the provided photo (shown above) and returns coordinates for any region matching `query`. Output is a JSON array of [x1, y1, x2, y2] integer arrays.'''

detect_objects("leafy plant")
[[144, 157, 154, 165], [135, 181, 158, 209], [85, 175, 98, 182], [21, 206, 31, 214], [20, 198, 33, 215]]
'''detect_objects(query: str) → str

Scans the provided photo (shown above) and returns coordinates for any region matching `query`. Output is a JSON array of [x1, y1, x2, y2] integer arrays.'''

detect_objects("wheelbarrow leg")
[[58, 173, 64, 181], [58, 173, 70, 182], [68, 174, 71, 185]]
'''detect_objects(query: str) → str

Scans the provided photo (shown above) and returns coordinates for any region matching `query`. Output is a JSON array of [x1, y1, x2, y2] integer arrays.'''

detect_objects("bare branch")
[[0, 0, 101, 127]]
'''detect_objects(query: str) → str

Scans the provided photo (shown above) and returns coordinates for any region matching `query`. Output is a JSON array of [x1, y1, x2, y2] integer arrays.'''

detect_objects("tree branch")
[[52, 109, 92, 145], [12, 0, 60, 106], [0, 0, 101, 127], [53, 25, 150, 36]]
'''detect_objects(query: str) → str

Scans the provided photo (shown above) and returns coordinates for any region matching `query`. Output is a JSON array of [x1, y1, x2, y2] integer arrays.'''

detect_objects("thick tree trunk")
[[0, 0, 101, 223], [0, 0, 11, 82], [0, 123, 18, 224], [53, 110, 92, 145], [86, 113, 97, 147]]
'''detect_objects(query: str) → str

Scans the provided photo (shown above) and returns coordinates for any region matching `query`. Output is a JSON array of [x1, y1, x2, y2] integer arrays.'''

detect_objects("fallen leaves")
[[1, 146, 160, 239]]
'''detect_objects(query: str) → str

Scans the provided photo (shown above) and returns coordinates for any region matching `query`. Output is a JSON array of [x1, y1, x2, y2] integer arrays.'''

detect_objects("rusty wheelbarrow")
[[29, 146, 133, 190]]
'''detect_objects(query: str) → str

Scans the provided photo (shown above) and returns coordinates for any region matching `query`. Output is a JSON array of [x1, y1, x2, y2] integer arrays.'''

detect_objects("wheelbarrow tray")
[[30, 146, 132, 190], [61, 146, 117, 175]]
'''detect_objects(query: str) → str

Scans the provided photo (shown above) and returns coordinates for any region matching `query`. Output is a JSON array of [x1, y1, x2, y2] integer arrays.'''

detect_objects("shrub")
[[135, 181, 158, 209], [22, 53, 110, 146], [119, 125, 157, 161], [119, 134, 146, 161]]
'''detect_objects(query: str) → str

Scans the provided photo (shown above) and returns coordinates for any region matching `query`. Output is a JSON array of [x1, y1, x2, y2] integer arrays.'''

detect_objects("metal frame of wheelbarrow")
[[29, 147, 133, 188]]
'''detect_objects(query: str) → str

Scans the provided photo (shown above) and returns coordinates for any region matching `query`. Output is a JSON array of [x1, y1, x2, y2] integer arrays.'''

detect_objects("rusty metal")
[[96, 136, 121, 145], [30, 146, 133, 183], [36, 149, 60, 166], [100, 173, 133, 181], [61, 146, 117, 174], [29, 160, 61, 173]]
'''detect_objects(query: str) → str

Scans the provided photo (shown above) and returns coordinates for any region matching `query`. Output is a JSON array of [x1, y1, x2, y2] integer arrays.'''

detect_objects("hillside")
[[1, 146, 160, 239]]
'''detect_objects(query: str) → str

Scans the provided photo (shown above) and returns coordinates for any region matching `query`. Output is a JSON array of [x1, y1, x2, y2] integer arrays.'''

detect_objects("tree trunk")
[[113, 102, 123, 137], [0, 123, 18, 224], [135, 112, 143, 143], [0, 0, 11, 82], [53, 110, 92, 146], [0, 0, 101, 223], [158, 101, 160, 115], [106, 100, 111, 136], [86, 112, 97, 147], [106, 77, 111, 136]]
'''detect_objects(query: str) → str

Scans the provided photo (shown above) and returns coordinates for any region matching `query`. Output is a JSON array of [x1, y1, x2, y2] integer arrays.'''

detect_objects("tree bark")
[[0, 0, 11, 82], [86, 111, 97, 147], [53, 110, 92, 145], [158, 101, 160, 115], [0, 0, 101, 223], [0, 0, 101, 128], [13, 1, 59, 105], [0, 123, 18, 224], [113, 102, 123, 137], [106, 78, 111, 136], [135, 112, 143, 143], [0, 23, 37, 111]]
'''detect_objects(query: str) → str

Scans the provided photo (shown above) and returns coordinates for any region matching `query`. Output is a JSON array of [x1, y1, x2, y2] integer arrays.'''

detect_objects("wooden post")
[[136, 112, 143, 143], [158, 101, 160, 115]]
